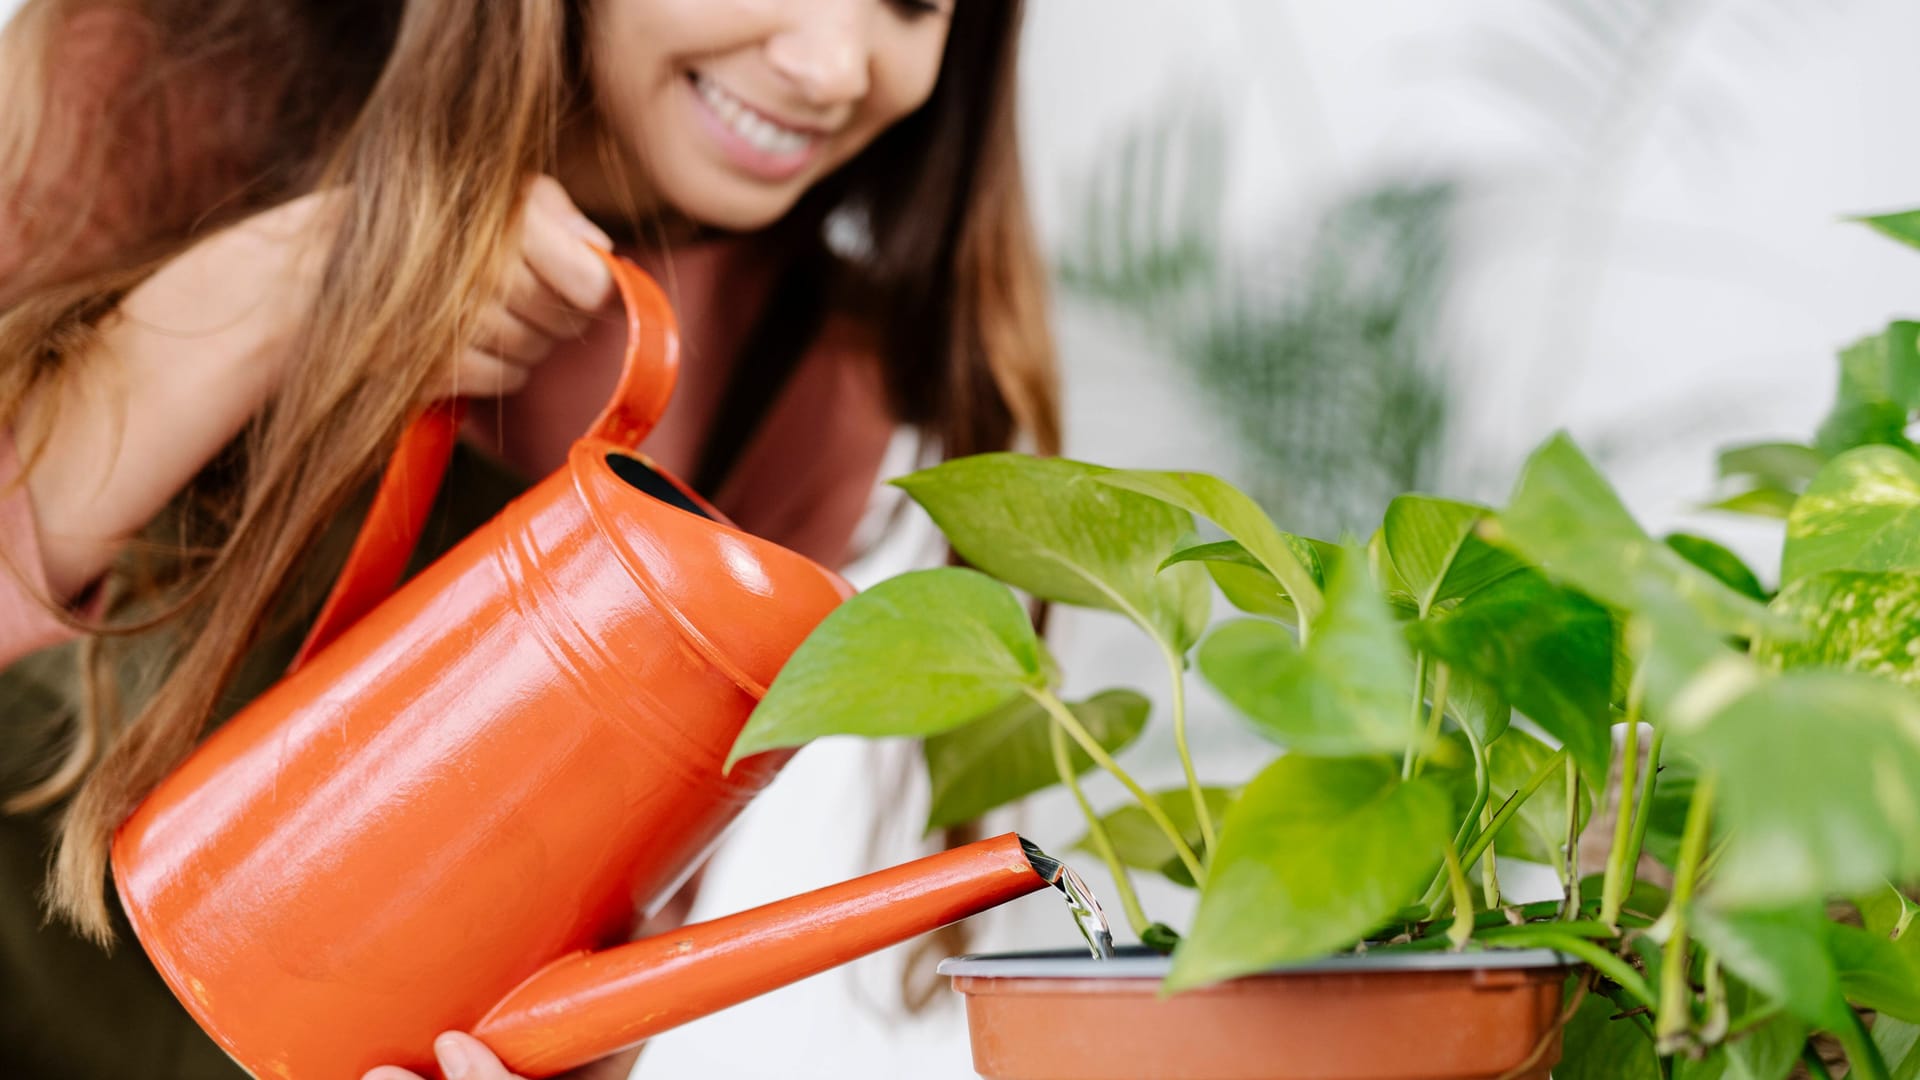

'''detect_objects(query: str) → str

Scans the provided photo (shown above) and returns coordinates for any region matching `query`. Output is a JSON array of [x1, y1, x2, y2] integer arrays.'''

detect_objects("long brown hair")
[[0, 0, 1059, 943]]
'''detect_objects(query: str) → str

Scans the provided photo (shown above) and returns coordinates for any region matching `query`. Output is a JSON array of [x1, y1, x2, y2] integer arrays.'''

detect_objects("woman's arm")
[[6, 178, 616, 607]]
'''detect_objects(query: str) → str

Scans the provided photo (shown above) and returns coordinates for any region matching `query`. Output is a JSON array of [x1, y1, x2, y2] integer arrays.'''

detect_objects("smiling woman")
[[0, 1, 1056, 1078], [571, 0, 955, 225]]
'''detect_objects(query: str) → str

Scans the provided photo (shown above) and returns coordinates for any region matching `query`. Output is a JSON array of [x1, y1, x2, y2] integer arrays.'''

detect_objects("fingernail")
[[571, 214, 614, 251], [434, 1034, 471, 1080]]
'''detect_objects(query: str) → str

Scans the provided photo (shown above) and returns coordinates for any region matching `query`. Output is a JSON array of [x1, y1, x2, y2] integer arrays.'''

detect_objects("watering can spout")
[[471, 833, 1050, 1077]]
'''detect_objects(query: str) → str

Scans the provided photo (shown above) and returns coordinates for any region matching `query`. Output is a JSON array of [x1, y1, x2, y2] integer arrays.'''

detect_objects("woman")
[[0, 1, 1059, 1077]]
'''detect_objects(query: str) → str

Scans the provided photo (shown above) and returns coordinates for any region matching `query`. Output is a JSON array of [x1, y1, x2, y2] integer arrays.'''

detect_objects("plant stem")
[[1159, 641, 1217, 858], [1655, 768, 1718, 1055], [1441, 839, 1475, 949], [1561, 755, 1582, 922], [1484, 926, 1657, 1009], [1601, 675, 1646, 930], [1480, 800, 1501, 910], [1029, 687, 1208, 887], [1048, 719, 1150, 937], [1622, 726, 1665, 895], [1461, 748, 1568, 869], [1413, 662, 1451, 779], [1403, 652, 1430, 779]]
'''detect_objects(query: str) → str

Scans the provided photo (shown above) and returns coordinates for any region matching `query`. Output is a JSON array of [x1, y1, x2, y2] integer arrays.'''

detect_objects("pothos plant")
[[727, 213, 1920, 1079]]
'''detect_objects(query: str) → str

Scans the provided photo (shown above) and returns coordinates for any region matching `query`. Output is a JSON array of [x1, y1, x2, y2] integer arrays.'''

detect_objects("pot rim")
[[937, 945, 1574, 979]]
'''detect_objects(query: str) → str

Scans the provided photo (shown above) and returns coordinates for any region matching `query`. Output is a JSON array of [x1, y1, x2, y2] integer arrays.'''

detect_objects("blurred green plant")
[[1056, 100, 1454, 538]]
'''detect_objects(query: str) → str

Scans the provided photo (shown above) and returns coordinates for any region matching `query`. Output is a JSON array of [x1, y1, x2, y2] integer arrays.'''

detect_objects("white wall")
[[8, 1, 1919, 1077]]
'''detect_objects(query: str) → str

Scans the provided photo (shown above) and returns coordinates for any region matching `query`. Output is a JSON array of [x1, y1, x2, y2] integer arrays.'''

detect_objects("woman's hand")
[[439, 175, 618, 402], [361, 1031, 638, 1080], [18, 174, 614, 599]]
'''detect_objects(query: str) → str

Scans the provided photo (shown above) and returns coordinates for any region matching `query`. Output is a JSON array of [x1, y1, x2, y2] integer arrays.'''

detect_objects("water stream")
[[1020, 838, 1116, 959]]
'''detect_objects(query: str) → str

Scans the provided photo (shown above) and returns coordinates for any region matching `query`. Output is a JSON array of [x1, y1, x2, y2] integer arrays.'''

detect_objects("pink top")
[[0, 17, 901, 674]]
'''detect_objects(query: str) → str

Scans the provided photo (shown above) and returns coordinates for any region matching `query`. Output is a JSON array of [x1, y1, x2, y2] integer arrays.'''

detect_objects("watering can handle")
[[290, 251, 680, 670]]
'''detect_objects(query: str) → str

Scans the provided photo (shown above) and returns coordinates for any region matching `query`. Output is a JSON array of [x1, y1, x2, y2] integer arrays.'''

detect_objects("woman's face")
[[582, 0, 954, 231]]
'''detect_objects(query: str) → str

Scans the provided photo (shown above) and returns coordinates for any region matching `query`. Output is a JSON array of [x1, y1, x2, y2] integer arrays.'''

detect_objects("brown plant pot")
[[939, 948, 1573, 1080]]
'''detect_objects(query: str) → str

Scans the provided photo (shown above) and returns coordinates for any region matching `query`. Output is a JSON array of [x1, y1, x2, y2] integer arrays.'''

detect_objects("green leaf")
[[1558, 988, 1662, 1080], [1161, 537, 1323, 622], [1879, 1017, 1920, 1080], [1436, 662, 1510, 747], [1408, 568, 1615, 785], [1686, 671, 1920, 907], [1495, 433, 1782, 639], [1677, 977, 1807, 1080], [1074, 786, 1237, 888], [1487, 728, 1593, 866], [894, 454, 1212, 650], [727, 568, 1049, 767], [1845, 323, 1920, 410], [1783, 447, 1920, 587], [1691, 905, 1854, 1034], [1757, 571, 1920, 690], [1097, 469, 1324, 625], [1665, 533, 1768, 602], [1859, 208, 1920, 252], [1196, 551, 1417, 755], [1167, 756, 1450, 989], [1706, 487, 1800, 520], [923, 690, 1149, 831], [1857, 884, 1920, 947], [1382, 495, 1524, 613], [1829, 921, 1920, 1022], [1718, 442, 1828, 489]]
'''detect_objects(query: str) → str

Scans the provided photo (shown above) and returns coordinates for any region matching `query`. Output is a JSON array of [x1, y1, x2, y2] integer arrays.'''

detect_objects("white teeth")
[[693, 73, 813, 157]]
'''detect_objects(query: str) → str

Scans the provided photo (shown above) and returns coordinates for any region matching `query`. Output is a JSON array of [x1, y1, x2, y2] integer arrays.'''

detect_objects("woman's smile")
[[685, 70, 825, 183]]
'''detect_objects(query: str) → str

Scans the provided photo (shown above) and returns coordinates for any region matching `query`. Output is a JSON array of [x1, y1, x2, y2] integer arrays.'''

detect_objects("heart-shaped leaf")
[[1665, 533, 1768, 603], [1487, 728, 1593, 866], [1685, 671, 1920, 906], [1690, 905, 1854, 1034], [1757, 571, 1920, 690], [1097, 470, 1324, 626], [1718, 442, 1827, 490], [1434, 661, 1510, 748], [894, 454, 1211, 649], [1074, 786, 1238, 888], [1783, 447, 1920, 587], [1829, 921, 1920, 1022], [1197, 550, 1417, 755], [1496, 433, 1782, 639], [923, 690, 1149, 831], [1167, 755, 1451, 990], [726, 568, 1050, 766], [1879, 1018, 1920, 1080], [1558, 990, 1662, 1080], [1408, 568, 1615, 785], [1860, 208, 1920, 252], [1161, 537, 1326, 623], [1382, 494, 1524, 614], [1706, 487, 1799, 520]]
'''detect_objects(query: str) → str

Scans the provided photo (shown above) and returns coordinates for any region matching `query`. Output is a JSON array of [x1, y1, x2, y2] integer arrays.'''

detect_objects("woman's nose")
[[765, 0, 872, 108]]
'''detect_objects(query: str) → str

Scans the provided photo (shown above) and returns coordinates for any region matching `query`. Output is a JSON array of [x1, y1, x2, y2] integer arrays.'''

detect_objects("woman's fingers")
[[473, 305, 553, 368], [520, 176, 616, 316], [434, 1031, 526, 1080], [358, 1032, 526, 1080], [446, 347, 533, 399]]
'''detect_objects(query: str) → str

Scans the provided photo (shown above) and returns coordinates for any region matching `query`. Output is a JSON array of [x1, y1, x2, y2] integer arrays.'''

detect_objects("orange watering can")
[[110, 254, 1053, 1079]]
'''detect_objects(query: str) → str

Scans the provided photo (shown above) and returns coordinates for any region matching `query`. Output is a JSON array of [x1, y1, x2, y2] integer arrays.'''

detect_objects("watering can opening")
[[602, 451, 717, 523]]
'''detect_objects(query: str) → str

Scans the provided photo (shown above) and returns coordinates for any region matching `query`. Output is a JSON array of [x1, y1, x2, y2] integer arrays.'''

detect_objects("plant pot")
[[938, 947, 1573, 1080]]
